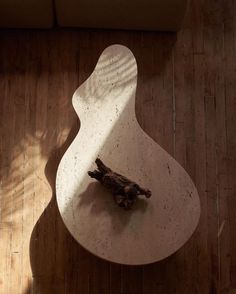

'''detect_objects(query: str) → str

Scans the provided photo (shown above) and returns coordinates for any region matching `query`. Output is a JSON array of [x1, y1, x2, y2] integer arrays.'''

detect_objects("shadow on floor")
[[29, 120, 97, 294]]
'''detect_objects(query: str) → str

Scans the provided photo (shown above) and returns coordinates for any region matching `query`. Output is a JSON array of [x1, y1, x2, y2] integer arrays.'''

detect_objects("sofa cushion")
[[55, 0, 188, 31], [0, 0, 54, 28]]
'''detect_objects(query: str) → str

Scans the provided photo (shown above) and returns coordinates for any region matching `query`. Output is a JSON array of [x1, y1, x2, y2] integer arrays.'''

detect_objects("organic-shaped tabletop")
[[56, 45, 200, 265]]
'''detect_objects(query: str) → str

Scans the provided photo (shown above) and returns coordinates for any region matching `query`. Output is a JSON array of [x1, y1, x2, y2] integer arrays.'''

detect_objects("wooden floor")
[[0, 0, 236, 293]]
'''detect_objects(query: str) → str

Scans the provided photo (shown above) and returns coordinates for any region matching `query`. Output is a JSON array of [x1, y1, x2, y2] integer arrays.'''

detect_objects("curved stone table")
[[56, 44, 201, 265]]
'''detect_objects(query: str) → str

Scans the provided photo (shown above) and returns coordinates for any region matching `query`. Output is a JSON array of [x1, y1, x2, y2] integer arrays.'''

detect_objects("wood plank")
[[140, 33, 175, 294], [193, 53, 209, 294], [191, 0, 204, 54], [213, 5, 231, 291], [109, 263, 122, 294], [223, 13, 236, 293], [203, 1, 226, 291], [7, 34, 27, 294], [173, 19, 197, 294], [90, 258, 110, 294], [122, 266, 142, 294], [204, 94, 219, 294], [21, 31, 40, 294], [0, 226, 11, 294], [0, 34, 17, 294]]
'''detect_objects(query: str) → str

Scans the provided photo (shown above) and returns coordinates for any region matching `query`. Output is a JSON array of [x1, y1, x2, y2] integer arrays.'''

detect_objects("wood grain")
[[0, 0, 236, 292]]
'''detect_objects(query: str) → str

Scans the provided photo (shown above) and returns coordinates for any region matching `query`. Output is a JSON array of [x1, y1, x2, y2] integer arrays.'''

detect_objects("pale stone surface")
[[56, 45, 201, 265]]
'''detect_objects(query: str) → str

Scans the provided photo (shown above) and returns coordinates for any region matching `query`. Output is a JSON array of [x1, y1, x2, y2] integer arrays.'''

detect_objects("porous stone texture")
[[56, 44, 201, 265]]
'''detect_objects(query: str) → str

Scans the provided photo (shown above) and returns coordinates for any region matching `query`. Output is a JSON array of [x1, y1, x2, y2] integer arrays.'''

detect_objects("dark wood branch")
[[88, 158, 151, 210]]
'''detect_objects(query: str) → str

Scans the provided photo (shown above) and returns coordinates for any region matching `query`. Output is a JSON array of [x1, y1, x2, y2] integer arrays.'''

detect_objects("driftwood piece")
[[88, 158, 151, 209]]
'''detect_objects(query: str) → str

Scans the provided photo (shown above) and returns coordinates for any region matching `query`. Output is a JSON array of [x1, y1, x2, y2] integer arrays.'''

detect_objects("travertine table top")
[[56, 45, 201, 265]]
